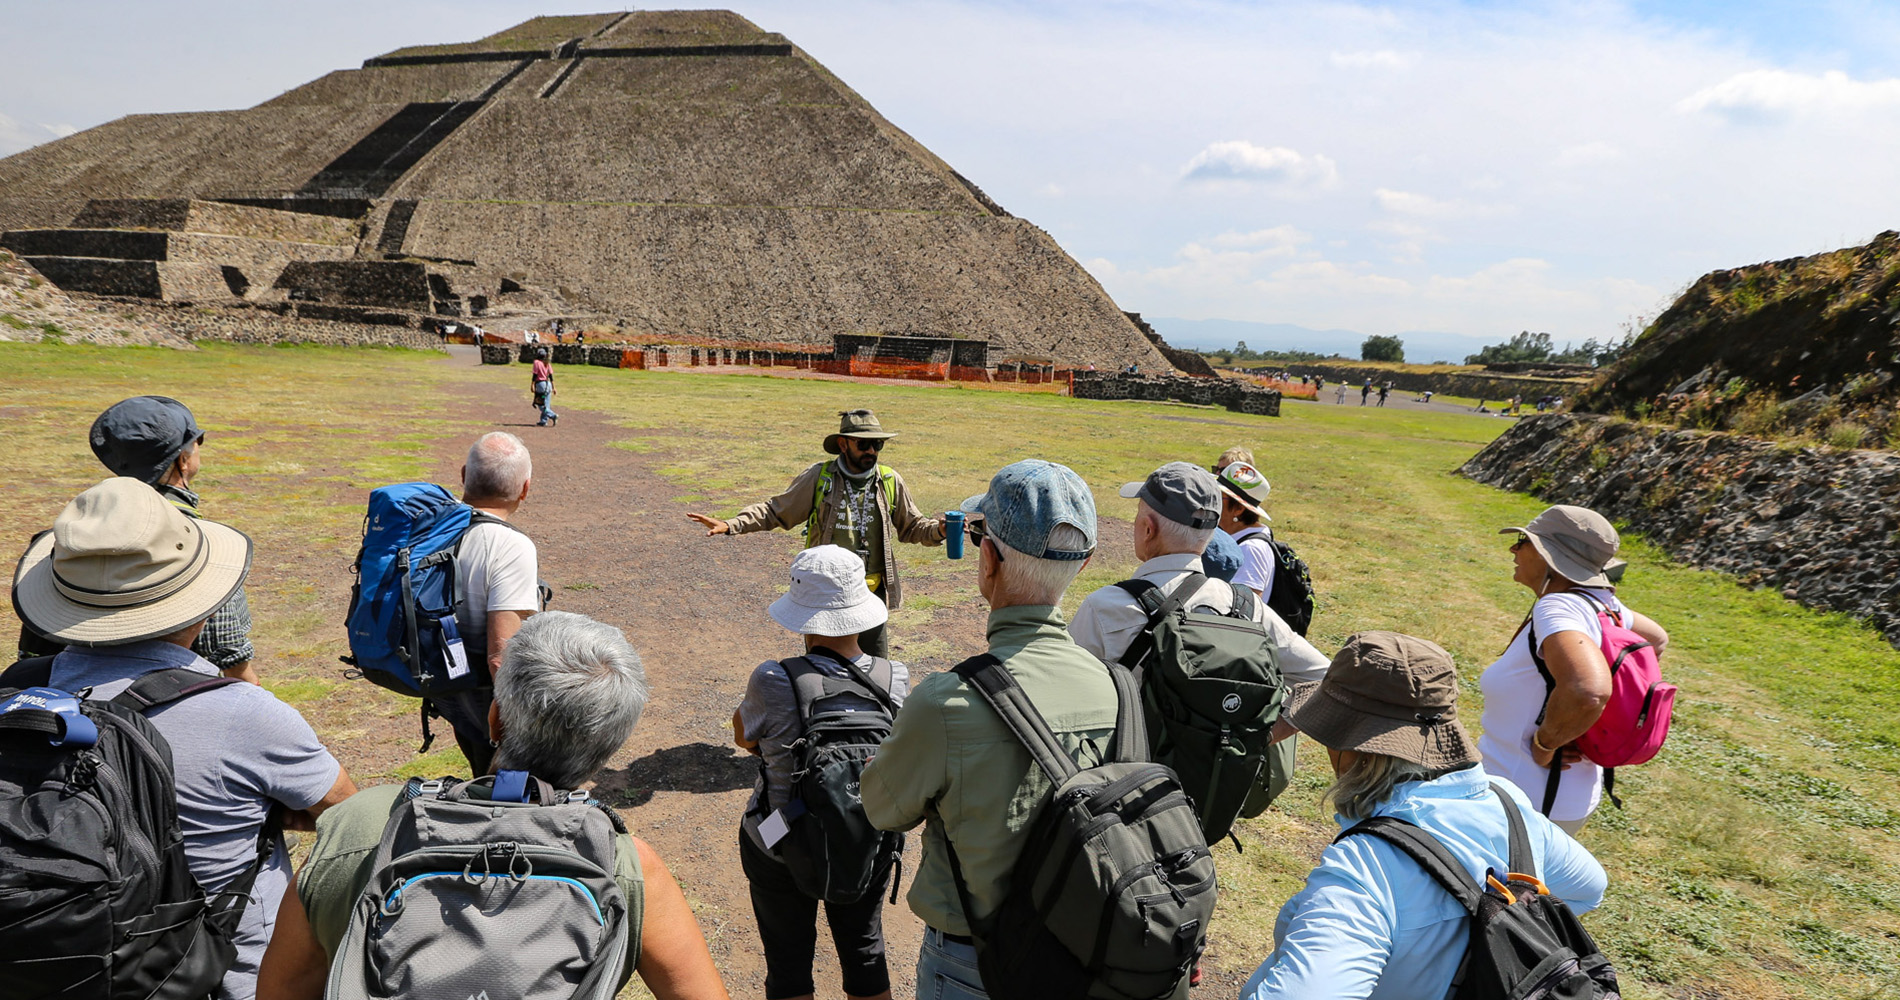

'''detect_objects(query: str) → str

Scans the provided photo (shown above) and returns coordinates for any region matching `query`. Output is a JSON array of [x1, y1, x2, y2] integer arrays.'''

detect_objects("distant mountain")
[[1145, 316, 1495, 365]]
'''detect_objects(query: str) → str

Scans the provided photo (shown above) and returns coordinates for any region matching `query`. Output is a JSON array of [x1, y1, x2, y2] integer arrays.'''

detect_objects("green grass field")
[[6, 342, 1898, 999]]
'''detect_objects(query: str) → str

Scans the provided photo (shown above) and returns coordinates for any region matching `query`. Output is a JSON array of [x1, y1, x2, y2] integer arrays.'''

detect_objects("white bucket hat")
[[768, 545, 889, 637], [13, 477, 252, 646]]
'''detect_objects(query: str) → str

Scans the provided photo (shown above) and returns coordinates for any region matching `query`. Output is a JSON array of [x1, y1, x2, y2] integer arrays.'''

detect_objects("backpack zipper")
[[1521, 957, 1582, 1000], [92, 756, 161, 876], [382, 871, 605, 925]]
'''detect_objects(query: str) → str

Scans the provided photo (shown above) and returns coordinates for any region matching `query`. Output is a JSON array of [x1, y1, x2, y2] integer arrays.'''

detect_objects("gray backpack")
[[944, 654, 1217, 1000], [325, 772, 635, 1000]]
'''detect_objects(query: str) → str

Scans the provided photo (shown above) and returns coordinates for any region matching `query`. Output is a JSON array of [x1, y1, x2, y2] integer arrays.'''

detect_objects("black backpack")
[[1114, 574, 1286, 846], [774, 649, 905, 904], [943, 653, 1217, 1000], [1264, 538, 1316, 637], [1338, 783, 1620, 1000], [0, 659, 275, 1000]]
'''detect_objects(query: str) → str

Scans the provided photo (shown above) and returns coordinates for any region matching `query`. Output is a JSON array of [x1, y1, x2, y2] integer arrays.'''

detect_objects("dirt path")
[[427, 350, 945, 997]]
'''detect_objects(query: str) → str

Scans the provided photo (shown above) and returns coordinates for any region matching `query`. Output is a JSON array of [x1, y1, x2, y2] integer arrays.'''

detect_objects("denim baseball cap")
[[1117, 461, 1221, 529], [959, 459, 1096, 561], [1201, 528, 1243, 582], [90, 396, 203, 485]]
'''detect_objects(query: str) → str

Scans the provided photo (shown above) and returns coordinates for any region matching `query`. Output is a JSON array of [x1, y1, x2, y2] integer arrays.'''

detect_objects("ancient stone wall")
[[1459, 413, 1900, 647], [105, 300, 445, 349], [1286, 363, 1586, 402], [1072, 372, 1280, 416]]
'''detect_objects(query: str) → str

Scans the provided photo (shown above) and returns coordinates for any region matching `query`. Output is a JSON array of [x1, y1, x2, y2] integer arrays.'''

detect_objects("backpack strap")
[[952, 653, 1081, 785], [804, 646, 899, 714], [1336, 816, 1484, 916], [1491, 783, 1537, 877], [0, 654, 57, 691], [1111, 572, 1208, 669], [108, 667, 243, 712], [1228, 581, 1259, 621]]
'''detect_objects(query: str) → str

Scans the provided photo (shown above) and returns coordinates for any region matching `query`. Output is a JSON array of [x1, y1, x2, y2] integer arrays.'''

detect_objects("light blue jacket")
[[1240, 764, 1607, 1000]]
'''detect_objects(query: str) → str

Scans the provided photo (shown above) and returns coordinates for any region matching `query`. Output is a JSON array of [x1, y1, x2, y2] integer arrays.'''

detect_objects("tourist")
[[1335, 383, 1348, 404], [1240, 631, 1607, 999], [56, 396, 259, 680], [1070, 462, 1330, 814], [532, 347, 557, 426], [1377, 383, 1390, 407], [256, 612, 731, 1000], [1216, 461, 1276, 603], [1361, 381, 1372, 405], [734, 545, 906, 1000], [1481, 506, 1668, 834], [861, 460, 1110, 1000], [1213, 445, 1254, 473], [13, 478, 357, 1000], [686, 410, 947, 657], [430, 432, 544, 776]]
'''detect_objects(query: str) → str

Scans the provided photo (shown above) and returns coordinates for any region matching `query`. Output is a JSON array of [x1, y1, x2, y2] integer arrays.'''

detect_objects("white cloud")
[[1373, 188, 1509, 220], [1208, 225, 1311, 251], [0, 113, 75, 157], [1677, 69, 1900, 117], [1554, 141, 1622, 167], [1330, 50, 1417, 71], [1180, 141, 1340, 191], [1037, 182, 1065, 198]]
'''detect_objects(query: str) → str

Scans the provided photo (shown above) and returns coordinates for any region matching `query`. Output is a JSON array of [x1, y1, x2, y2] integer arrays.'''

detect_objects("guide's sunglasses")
[[966, 517, 1002, 561], [844, 437, 885, 452]]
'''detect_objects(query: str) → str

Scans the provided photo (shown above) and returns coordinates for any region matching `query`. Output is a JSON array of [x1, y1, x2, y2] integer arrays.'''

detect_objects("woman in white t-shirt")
[[1478, 505, 1669, 835]]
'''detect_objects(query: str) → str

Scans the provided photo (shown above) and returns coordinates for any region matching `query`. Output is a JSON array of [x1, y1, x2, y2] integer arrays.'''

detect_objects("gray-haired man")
[[431, 431, 542, 775], [862, 459, 1110, 1000]]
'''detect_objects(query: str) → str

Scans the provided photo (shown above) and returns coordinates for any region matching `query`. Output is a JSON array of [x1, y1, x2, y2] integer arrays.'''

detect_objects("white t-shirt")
[[1229, 526, 1276, 604], [452, 519, 540, 653], [1477, 588, 1627, 822]]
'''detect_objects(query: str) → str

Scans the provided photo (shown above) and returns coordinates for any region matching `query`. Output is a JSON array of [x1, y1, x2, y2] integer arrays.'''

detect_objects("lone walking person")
[[532, 348, 557, 427], [687, 410, 946, 657]]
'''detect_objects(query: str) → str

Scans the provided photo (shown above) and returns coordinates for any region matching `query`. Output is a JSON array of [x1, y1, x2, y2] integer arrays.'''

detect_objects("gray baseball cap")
[[959, 459, 1096, 561], [1118, 461, 1221, 530], [90, 396, 203, 485]]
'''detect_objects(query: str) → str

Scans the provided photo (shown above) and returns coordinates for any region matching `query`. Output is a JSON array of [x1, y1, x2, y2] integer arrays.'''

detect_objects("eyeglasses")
[[1510, 535, 1529, 552], [967, 518, 1003, 561], [846, 438, 885, 452]]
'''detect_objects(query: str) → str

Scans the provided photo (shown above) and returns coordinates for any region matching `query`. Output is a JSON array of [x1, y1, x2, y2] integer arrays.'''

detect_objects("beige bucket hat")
[[1283, 631, 1480, 770], [1500, 504, 1619, 588], [823, 409, 899, 455], [13, 478, 252, 646]]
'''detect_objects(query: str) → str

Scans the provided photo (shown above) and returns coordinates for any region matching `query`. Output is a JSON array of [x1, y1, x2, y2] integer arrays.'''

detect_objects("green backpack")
[[1115, 573, 1288, 845], [943, 653, 1216, 1000]]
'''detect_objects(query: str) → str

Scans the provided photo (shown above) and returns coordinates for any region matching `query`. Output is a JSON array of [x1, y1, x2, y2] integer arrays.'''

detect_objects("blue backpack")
[[344, 483, 532, 748]]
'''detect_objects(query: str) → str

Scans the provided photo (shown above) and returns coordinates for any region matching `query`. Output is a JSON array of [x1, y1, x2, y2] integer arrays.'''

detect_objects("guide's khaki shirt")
[[725, 459, 944, 608]]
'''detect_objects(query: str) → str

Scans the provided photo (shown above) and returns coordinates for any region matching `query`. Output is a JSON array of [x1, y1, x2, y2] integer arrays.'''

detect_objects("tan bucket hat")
[[823, 409, 899, 455], [13, 478, 252, 646], [1284, 631, 1480, 770], [1500, 504, 1619, 588]]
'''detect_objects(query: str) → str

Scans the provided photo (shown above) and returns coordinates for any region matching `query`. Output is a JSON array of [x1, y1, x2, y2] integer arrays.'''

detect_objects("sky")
[[3, 1, 1898, 357]]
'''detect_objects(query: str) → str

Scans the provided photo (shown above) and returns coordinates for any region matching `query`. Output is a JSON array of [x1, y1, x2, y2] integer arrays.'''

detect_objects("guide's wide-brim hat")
[[1500, 504, 1618, 588], [1283, 631, 1480, 770], [13, 477, 252, 646], [823, 409, 899, 454]]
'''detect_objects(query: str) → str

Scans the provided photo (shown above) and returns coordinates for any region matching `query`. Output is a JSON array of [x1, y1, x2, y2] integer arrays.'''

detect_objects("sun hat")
[[1117, 461, 1221, 529], [13, 477, 252, 646], [90, 396, 203, 485], [1215, 461, 1271, 521], [768, 545, 889, 637], [1283, 631, 1479, 770], [959, 459, 1096, 561], [1201, 528, 1243, 582], [1500, 505, 1619, 588], [823, 409, 899, 455]]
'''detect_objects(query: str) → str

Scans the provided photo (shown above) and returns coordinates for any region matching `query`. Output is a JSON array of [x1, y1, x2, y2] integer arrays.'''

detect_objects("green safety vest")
[[806, 463, 899, 547]]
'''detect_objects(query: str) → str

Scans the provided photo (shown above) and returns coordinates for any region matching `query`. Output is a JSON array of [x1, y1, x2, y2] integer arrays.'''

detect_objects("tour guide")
[[688, 409, 946, 656]]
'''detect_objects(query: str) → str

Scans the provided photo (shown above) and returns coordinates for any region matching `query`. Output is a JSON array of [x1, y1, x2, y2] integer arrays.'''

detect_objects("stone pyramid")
[[0, 11, 1167, 368]]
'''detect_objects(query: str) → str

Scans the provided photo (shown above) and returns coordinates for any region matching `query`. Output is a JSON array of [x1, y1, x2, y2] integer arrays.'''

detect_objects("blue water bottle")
[[944, 510, 965, 559]]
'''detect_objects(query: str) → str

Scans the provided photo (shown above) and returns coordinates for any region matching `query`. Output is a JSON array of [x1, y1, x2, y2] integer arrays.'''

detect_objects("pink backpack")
[[1529, 591, 1676, 812]]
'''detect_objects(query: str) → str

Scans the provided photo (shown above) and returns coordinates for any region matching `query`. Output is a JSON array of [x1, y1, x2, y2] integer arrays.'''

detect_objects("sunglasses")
[[1510, 535, 1529, 552], [845, 438, 885, 452], [966, 517, 1003, 561]]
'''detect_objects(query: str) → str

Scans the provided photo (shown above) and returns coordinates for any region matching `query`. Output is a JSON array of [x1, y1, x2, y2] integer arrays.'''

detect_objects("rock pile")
[[1460, 413, 1900, 647], [1073, 372, 1280, 416]]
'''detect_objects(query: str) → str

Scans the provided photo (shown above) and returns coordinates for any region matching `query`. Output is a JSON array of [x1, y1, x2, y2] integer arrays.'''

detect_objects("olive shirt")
[[296, 783, 645, 977], [722, 459, 945, 608], [861, 605, 1120, 936]]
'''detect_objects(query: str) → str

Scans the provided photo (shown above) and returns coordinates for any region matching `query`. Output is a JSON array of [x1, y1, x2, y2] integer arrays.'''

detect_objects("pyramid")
[[0, 11, 1168, 369]]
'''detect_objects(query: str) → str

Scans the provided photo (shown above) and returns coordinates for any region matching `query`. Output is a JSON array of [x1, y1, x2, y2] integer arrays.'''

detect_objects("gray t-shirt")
[[738, 648, 908, 853], [51, 641, 342, 1000]]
